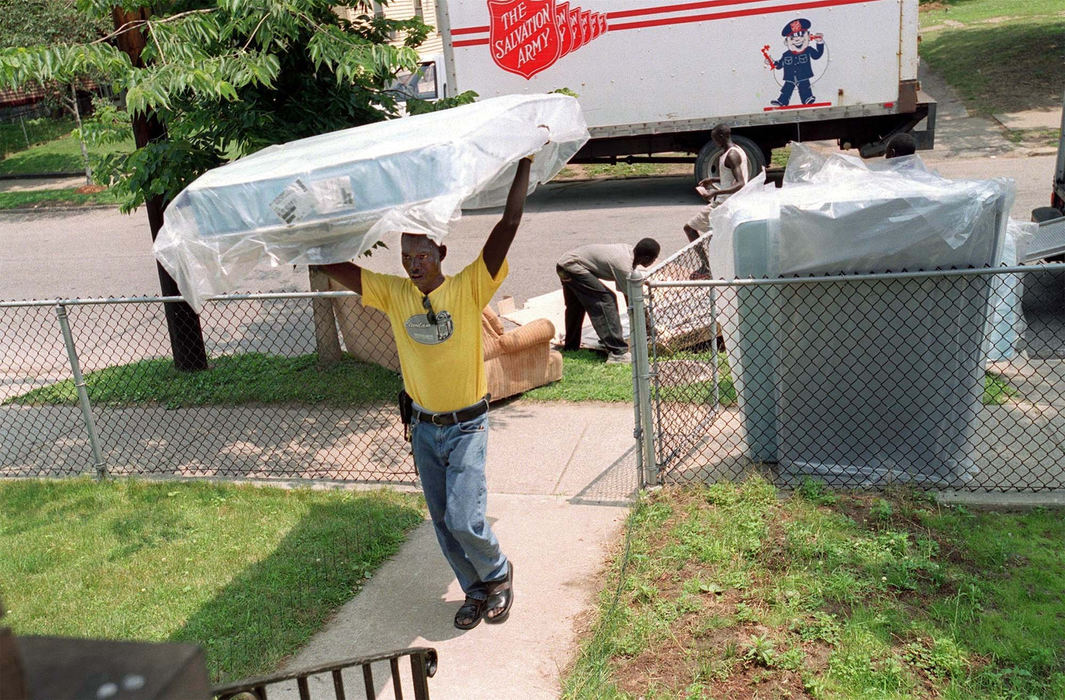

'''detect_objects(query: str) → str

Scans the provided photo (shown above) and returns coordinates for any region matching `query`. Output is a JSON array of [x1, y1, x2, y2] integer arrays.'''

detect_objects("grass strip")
[[0, 187, 121, 210], [0, 478, 425, 683], [563, 477, 1065, 698], [5, 354, 404, 408], [7, 350, 1012, 408]]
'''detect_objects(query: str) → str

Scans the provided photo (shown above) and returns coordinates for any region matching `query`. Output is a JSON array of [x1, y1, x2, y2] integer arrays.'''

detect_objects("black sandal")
[[484, 562, 514, 624], [454, 596, 486, 630]]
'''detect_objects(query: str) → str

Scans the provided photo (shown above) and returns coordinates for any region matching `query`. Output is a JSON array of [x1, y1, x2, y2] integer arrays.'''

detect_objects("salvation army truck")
[[411, 0, 936, 181]]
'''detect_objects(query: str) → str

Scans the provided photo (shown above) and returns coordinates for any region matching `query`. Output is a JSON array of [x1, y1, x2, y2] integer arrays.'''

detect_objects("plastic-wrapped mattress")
[[153, 93, 589, 311]]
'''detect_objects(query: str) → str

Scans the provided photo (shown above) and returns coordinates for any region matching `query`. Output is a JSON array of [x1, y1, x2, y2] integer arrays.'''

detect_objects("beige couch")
[[329, 281, 563, 401]]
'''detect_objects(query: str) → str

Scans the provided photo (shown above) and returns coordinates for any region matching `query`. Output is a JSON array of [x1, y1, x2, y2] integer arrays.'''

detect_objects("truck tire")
[[1032, 206, 1064, 223], [694, 135, 766, 184]]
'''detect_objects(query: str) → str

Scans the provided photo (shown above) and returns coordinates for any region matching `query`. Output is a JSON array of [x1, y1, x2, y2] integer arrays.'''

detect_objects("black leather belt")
[[412, 396, 490, 426]]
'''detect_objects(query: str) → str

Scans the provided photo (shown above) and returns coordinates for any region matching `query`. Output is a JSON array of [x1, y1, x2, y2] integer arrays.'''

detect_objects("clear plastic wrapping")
[[153, 94, 589, 311], [706, 143, 1015, 486], [709, 143, 1014, 279]]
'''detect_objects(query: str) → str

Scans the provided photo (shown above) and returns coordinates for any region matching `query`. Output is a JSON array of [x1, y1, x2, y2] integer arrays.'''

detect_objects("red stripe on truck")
[[448, 0, 879, 42], [608, 0, 781, 21], [451, 25, 489, 35], [764, 101, 833, 111], [609, 0, 879, 31]]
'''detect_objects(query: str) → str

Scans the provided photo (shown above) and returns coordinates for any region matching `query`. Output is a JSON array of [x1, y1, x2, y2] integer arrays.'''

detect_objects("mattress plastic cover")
[[708, 143, 1015, 279], [153, 94, 589, 312]]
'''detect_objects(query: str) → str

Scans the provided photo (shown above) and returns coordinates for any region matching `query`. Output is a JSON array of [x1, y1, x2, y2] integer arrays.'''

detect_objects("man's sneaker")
[[606, 351, 631, 364]]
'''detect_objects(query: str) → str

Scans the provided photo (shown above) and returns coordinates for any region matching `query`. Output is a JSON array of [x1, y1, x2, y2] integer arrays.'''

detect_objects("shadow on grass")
[[921, 20, 1065, 115], [168, 497, 424, 684]]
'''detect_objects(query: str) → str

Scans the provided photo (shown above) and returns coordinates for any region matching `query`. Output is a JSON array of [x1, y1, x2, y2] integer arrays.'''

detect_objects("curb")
[[0, 204, 118, 214], [0, 172, 84, 180]]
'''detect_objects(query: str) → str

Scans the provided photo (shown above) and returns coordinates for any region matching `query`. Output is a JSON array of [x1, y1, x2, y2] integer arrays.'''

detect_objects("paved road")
[[0, 152, 1056, 306]]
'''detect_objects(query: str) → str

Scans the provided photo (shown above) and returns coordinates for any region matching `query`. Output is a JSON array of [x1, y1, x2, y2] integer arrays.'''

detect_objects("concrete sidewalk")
[[275, 400, 639, 700]]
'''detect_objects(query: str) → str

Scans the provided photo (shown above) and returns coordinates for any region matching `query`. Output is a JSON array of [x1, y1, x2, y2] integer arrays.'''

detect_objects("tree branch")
[[91, 9, 216, 46]]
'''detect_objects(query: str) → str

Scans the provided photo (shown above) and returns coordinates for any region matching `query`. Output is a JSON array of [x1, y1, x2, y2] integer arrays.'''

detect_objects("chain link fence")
[[0, 292, 414, 483], [635, 240, 1065, 494]]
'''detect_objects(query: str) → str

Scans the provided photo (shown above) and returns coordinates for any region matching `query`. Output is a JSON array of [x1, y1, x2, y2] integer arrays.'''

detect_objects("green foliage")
[[795, 477, 838, 506], [0, 0, 109, 48], [0, 478, 424, 682], [405, 88, 478, 115], [983, 371, 1017, 405], [0, 1, 431, 212], [744, 634, 776, 667]]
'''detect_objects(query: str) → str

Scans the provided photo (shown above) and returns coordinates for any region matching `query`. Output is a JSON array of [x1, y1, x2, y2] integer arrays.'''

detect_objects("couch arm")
[[496, 318, 556, 354]]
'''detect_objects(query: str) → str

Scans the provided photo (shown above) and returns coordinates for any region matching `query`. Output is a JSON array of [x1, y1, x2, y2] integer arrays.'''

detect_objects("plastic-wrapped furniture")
[[709, 146, 1012, 487]]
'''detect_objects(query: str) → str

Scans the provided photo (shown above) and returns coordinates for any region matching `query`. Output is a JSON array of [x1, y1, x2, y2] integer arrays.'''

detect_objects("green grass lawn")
[[0, 116, 78, 158], [919, 1, 1064, 117], [0, 125, 135, 176], [564, 477, 1065, 699], [5, 349, 1015, 408], [0, 187, 121, 210], [5, 354, 404, 408], [0, 478, 425, 684]]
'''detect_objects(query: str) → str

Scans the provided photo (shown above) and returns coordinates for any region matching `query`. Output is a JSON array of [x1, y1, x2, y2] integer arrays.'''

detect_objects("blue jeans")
[[411, 411, 508, 599]]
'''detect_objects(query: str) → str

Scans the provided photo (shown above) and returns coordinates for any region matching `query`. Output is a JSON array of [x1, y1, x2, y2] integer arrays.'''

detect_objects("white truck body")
[[425, 0, 934, 177]]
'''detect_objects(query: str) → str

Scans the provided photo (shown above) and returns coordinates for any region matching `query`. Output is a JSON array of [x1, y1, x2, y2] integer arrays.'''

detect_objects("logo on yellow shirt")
[[405, 310, 454, 344]]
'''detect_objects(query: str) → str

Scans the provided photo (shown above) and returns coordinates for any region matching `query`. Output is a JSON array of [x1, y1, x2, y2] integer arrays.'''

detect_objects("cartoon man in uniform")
[[766, 18, 824, 107]]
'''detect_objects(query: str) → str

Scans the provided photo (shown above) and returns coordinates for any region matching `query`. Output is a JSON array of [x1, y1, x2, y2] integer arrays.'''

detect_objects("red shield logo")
[[555, 2, 571, 56], [598, 13, 607, 37], [579, 10, 591, 48], [488, 0, 563, 79], [568, 8, 582, 51]]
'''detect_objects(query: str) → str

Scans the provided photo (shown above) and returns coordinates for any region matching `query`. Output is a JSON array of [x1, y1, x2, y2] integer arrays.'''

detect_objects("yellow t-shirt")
[[361, 253, 507, 412]]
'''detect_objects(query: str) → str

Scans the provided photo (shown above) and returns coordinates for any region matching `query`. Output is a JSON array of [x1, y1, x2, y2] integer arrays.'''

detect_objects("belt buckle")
[[431, 412, 447, 426]]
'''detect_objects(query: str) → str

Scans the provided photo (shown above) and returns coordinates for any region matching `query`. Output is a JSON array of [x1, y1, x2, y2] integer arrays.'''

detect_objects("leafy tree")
[[3, 0, 430, 209], [0, 0, 430, 370], [0, 1, 111, 181], [0, 0, 108, 47]]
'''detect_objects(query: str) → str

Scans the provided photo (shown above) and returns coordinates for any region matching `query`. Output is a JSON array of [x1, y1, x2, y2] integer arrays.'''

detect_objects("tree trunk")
[[113, 7, 208, 372], [69, 83, 92, 185]]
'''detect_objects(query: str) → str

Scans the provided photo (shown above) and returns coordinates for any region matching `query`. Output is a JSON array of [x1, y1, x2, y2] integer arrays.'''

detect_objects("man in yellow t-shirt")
[[321, 156, 531, 630]]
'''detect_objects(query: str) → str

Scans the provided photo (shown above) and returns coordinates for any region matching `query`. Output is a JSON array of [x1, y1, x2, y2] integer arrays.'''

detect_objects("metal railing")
[[0, 291, 414, 483], [631, 240, 1065, 495], [212, 647, 438, 700]]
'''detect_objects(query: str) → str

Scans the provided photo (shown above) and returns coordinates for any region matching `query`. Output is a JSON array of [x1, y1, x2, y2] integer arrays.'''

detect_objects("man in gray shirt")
[[556, 238, 661, 362]]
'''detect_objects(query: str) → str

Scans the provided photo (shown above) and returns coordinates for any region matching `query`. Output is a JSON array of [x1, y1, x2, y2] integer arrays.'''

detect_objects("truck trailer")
[[406, 0, 936, 182]]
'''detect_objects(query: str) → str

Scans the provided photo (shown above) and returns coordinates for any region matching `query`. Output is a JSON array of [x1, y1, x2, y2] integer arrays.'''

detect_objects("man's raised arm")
[[319, 262, 363, 295], [482, 156, 533, 277]]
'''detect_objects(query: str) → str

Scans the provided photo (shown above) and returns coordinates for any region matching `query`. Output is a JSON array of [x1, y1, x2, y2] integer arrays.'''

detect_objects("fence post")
[[55, 303, 106, 479], [309, 267, 344, 369], [628, 270, 658, 487]]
